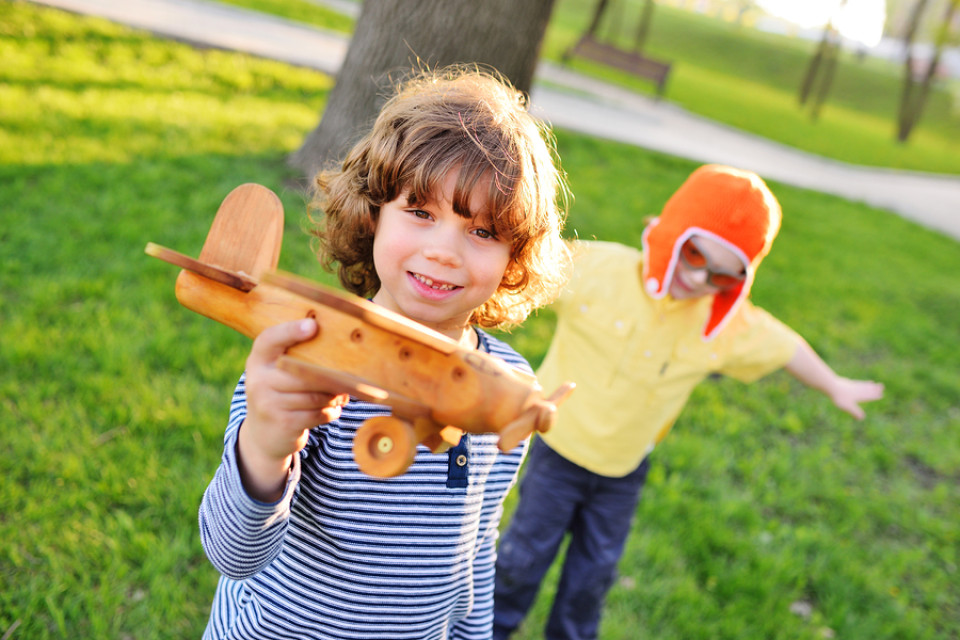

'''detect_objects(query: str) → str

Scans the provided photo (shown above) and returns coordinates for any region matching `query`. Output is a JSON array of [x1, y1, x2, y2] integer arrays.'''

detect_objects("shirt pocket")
[[653, 340, 719, 400], [575, 301, 635, 338], [572, 302, 641, 385]]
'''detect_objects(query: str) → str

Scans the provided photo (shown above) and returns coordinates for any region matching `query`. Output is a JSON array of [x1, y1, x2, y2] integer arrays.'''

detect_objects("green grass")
[[215, 0, 354, 33], [1, 2, 958, 639]]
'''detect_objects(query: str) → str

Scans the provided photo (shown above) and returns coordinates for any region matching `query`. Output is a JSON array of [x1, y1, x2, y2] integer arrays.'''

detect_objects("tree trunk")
[[289, 0, 557, 182], [634, 0, 656, 53], [584, 0, 611, 38], [798, 32, 829, 105], [896, 0, 931, 139], [897, 0, 957, 142], [798, 0, 846, 111]]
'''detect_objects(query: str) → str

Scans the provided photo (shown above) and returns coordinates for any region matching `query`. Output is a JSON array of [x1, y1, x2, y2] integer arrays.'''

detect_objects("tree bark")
[[896, 0, 931, 140], [634, 0, 656, 53], [289, 0, 557, 182], [584, 0, 611, 38], [798, 0, 846, 114], [897, 0, 957, 142]]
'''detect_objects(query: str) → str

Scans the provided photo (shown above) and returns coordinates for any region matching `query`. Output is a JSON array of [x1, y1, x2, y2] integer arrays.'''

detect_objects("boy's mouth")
[[412, 272, 460, 291]]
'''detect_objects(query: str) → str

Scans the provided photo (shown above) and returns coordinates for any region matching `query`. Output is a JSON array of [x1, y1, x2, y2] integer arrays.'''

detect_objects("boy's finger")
[[277, 391, 350, 412], [248, 318, 318, 368]]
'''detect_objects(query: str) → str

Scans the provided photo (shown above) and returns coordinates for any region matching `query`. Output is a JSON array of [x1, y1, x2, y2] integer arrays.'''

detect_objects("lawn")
[[1, 2, 957, 639]]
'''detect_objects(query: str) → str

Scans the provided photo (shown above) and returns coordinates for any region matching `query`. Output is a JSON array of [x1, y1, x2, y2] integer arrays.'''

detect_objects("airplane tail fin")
[[145, 183, 284, 290], [197, 183, 284, 281]]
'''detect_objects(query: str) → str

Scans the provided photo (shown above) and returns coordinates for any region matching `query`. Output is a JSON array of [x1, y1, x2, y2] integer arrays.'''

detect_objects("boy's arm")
[[199, 318, 349, 579], [784, 339, 884, 420]]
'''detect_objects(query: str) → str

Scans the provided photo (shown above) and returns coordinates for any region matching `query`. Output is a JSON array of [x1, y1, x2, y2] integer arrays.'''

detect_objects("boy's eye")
[[473, 227, 497, 240], [410, 208, 432, 220]]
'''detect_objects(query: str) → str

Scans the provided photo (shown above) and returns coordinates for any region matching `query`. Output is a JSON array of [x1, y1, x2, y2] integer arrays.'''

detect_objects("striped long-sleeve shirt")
[[200, 329, 530, 640]]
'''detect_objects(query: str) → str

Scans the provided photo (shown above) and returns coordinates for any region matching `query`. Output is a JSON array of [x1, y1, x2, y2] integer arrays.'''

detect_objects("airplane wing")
[[496, 382, 577, 452], [264, 271, 459, 356], [145, 242, 258, 292]]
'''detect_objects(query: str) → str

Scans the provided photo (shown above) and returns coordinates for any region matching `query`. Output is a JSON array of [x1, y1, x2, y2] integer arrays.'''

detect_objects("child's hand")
[[829, 377, 885, 420], [785, 341, 884, 421], [237, 318, 349, 500]]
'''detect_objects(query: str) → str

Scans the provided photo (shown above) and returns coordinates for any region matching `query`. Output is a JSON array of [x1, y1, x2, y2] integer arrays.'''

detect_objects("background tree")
[[731, 0, 757, 26], [886, 0, 955, 40], [798, 0, 848, 121], [635, 0, 657, 52], [289, 0, 557, 182], [572, 0, 657, 53], [896, 0, 959, 141]]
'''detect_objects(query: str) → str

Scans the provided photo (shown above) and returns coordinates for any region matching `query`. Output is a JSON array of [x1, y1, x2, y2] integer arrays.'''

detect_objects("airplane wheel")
[[354, 416, 417, 478]]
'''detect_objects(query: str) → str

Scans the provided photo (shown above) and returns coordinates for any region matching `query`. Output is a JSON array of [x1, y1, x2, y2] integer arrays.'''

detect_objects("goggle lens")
[[679, 240, 708, 268], [707, 272, 744, 288]]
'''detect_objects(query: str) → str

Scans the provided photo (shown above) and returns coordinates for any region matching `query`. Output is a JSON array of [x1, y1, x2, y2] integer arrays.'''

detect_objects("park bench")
[[564, 34, 672, 98]]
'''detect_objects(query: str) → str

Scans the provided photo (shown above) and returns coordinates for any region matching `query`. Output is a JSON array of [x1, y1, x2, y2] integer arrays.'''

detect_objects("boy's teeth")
[[414, 274, 456, 290]]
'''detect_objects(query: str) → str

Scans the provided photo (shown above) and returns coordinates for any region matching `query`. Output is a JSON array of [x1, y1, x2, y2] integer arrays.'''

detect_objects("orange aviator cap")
[[641, 164, 782, 340]]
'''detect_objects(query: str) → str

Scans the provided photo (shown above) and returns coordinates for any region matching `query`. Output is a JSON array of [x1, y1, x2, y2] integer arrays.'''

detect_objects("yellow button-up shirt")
[[538, 241, 799, 477]]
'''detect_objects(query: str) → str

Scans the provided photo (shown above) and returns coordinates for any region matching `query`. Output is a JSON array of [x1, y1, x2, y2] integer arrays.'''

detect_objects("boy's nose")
[[423, 247, 461, 267], [422, 230, 463, 268]]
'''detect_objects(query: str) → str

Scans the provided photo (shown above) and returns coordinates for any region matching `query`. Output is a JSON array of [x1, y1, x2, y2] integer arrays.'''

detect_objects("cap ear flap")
[[641, 218, 669, 298], [703, 283, 744, 340]]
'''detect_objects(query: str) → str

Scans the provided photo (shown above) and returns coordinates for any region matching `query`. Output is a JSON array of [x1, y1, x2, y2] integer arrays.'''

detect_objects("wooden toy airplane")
[[145, 183, 574, 478]]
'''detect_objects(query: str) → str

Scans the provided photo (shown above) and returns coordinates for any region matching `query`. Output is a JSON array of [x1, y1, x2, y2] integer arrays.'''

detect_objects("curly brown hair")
[[309, 65, 571, 330]]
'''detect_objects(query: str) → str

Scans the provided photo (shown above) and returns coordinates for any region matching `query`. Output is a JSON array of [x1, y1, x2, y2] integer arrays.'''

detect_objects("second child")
[[493, 164, 885, 640]]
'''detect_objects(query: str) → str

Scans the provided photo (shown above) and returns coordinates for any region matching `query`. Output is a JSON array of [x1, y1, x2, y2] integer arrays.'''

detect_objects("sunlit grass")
[[217, 0, 354, 32]]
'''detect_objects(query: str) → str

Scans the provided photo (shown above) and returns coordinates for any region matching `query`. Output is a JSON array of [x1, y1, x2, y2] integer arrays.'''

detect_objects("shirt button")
[[644, 350, 652, 358], [615, 320, 624, 330], [456, 454, 467, 467], [579, 304, 589, 313]]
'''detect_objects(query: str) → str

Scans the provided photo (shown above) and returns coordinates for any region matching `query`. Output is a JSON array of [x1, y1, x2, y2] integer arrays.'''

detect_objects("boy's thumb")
[[249, 318, 318, 367]]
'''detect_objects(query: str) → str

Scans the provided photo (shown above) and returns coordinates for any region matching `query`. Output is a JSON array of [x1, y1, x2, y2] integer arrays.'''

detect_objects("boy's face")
[[371, 170, 511, 343], [668, 235, 747, 300]]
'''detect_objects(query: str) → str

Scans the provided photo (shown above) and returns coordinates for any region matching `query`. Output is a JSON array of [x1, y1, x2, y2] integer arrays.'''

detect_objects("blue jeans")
[[493, 438, 651, 640]]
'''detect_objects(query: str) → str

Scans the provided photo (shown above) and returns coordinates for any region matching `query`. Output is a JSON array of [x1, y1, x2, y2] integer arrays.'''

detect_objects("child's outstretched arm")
[[784, 339, 884, 420], [237, 318, 349, 501]]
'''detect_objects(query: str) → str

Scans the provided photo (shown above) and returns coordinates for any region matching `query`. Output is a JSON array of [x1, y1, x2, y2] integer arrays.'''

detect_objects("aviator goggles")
[[678, 236, 747, 289]]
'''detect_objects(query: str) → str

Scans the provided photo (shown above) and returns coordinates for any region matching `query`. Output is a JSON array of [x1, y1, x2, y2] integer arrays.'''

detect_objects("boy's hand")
[[785, 340, 885, 421], [237, 318, 349, 501], [829, 377, 885, 420]]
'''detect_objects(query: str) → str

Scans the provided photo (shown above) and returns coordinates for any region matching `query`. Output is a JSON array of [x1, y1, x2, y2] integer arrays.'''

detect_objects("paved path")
[[31, 0, 960, 241]]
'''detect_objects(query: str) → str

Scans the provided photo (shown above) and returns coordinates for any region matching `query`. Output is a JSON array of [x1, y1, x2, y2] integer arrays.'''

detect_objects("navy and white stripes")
[[200, 330, 530, 640]]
